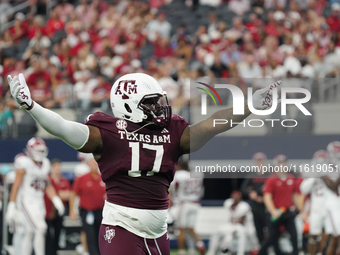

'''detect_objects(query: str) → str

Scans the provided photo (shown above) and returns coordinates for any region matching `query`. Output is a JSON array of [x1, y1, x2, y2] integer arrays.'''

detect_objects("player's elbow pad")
[[28, 102, 89, 150]]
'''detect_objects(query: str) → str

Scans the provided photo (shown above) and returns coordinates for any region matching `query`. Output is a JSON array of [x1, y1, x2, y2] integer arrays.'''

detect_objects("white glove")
[[6, 202, 17, 232], [52, 196, 65, 216], [7, 73, 33, 110], [252, 80, 282, 110]]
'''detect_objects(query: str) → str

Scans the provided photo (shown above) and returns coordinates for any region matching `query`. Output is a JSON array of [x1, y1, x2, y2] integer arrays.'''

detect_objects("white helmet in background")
[[311, 149, 329, 165], [25, 137, 48, 162], [327, 141, 340, 164], [110, 73, 171, 127]]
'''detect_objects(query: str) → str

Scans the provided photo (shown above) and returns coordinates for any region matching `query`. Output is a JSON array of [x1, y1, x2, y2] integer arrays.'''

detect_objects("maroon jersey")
[[85, 112, 189, 210]]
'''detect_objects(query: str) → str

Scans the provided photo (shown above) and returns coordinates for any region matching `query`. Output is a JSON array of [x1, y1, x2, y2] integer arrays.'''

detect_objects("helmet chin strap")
[[123, 122, 154, 135]]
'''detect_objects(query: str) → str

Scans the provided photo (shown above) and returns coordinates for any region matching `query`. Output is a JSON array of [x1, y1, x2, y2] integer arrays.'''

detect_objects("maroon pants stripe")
[[99, 224, 170, 255]]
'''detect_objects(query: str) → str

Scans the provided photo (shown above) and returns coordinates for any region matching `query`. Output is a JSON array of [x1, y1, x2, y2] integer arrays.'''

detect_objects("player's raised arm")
[[180, 81, 282, 154], [7, 74, 103, 154]]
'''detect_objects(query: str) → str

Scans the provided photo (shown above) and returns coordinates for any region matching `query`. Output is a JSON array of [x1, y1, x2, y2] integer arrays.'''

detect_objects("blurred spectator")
[[9, 12, 27, 43], [127, 23, 146, 48], [284, 52, 302, 76], [174, 36, 192, 64], [210, 51, 228, 77], [0, 0, 339, 114], [228, 0, 250, 16], [316, 23, 332, 48], [74, 71, 96, 111], [327, 3, 340, 32], [225, 17, 245, 42], [90, 75, 111, 111], [259, 36, 285, 65], [324, 41, 340, 68], [30, 77, 53, 108], [200, 0, 221, 7], [264, 0, 286, 10], [245, 13, 263, 44], [44, 159, 71, 255], [0, 30, 13, 49], [26, 60, 51, 87], [98, 56, 114, 79], [130, 59, 143, 73], [265, 11, 285, 38], [93, 31, 114, 57], [10, 60, 27, 77], [45, 8, 65, 38], [0, 99, 13, 137], [0, 0, 12, 24], [149, 0, 167, 10], [238, 54, 262, 79], [220, 44, 242, 67], [53, 74, 74, 108], [195, 34, 212, 64], [27, 15, 45, 39], [69, 158, 105, 255], [266, 57, 286, 78], [207, 13, 219, 36], [77, 44, 97, 71], [49, 61, 62, 90], [153, 37, 173, 59], [227, 60, 241, 78], [158, 64, 180, 105], [54, 0, 75, 23], [99, 5, 119, 30], [113, 33, 127, 55], [145, 11, 172, 42], [279, 35, 295, 56], [26, 29, 51, 53]]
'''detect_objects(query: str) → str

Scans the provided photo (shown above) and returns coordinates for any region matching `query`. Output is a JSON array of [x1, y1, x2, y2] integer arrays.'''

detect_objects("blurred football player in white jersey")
[[322, 141, 340, 255], [300, 150, 330, 255], [207, 191, 258, 255], [170, 159, 205, 255], [5, 137, 65, 255]]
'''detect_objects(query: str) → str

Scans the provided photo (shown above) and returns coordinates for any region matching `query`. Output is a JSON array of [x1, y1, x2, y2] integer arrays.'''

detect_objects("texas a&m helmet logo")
[[115, 80, 137, 99]]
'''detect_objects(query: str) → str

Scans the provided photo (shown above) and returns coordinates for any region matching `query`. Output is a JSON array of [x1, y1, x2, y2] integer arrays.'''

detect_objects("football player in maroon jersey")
[[8, 73, 280, 255]]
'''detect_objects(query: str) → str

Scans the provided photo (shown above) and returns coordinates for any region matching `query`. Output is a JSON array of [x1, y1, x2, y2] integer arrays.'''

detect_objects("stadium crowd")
[[0, 0, 340, 254], [0, 0, 340, 125]]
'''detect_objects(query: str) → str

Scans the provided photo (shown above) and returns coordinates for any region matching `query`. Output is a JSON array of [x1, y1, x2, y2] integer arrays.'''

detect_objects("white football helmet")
[[327, 141, 340, 164], [25, 137, 48, 162], [311, 149, 329, 165], [110, 73, 171, 127]]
